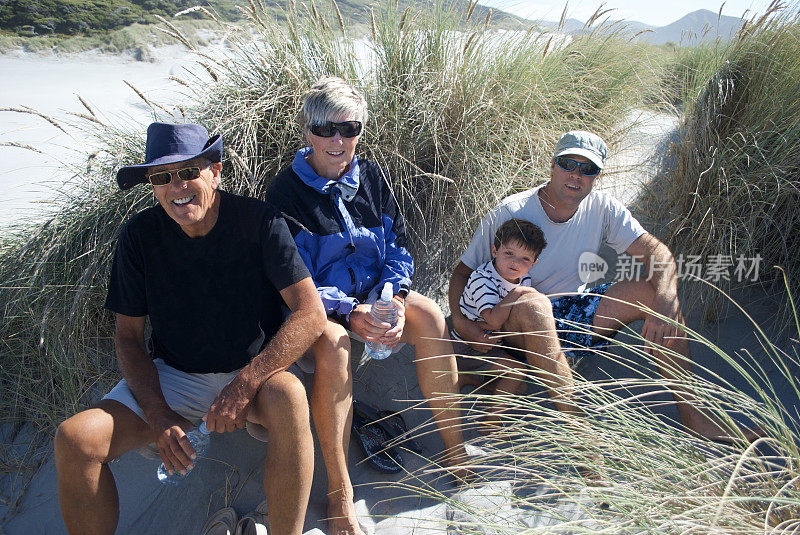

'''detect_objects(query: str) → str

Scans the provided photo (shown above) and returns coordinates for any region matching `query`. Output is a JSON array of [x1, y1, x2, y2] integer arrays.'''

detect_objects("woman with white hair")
[[266, 77, 468, 534]]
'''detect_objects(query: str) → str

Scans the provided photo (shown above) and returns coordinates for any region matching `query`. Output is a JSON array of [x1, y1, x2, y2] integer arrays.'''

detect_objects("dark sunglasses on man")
[[146, 166, 208, 186], [555, 156, 601, 177], [309, 120, 363, 138]]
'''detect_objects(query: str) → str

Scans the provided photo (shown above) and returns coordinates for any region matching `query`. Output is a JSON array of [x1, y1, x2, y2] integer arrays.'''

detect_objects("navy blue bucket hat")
[[116, 122, 223, 190]]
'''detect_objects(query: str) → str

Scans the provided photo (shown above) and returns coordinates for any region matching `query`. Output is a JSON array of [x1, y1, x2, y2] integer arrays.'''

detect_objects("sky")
[[478, 0, 784, 27]]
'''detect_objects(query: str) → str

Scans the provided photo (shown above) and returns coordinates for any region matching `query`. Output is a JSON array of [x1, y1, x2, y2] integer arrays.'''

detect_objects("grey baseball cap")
[[553, 130, 607, 169]]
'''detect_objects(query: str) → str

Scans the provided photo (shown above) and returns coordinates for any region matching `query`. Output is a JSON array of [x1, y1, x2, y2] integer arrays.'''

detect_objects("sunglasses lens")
[[177, 167, 201, 180], [337, 121, 362, 138], [557, 157, 578, 172], [148, 172, 171, 186], [310, 123, 336, 137], [581, 163, 600, 176]]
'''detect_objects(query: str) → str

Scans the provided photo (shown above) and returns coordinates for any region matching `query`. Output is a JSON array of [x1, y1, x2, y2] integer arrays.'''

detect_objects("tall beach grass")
[[652, 5, 800, 327], [396, 279, 800, 533]]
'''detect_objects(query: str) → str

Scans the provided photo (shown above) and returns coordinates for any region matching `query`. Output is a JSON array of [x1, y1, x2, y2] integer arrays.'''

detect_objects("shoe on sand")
[[352, 400, 403, 473], [376, 409, 424, 454], [200, 507, 238, 535], [235, 516, 268, 535], [235, 500, 269, 535]]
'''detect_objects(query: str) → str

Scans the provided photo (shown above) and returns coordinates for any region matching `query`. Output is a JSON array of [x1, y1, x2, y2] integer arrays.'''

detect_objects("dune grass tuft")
[[396, 280, 800, 533], [652, 5, 800, 327]]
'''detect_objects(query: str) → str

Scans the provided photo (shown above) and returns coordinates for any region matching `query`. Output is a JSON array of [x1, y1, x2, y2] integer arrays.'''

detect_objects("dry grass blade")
[[0, 142, 43, 153], [76, 95, 96, 118], [0, 106, 67, 133], [586, 4, 615, 28], [332, 0, 345, 32], [465, 0, 478, 21], [175, 6, 219, 22], [247, 0, 267, 29], [558, 3, 569, 32], [66, 112, 105, 126], [153, 14, 196, 50]]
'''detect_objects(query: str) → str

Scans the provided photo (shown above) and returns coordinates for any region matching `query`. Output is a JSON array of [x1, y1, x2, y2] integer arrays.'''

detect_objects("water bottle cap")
[[380, 282, 393, 301], [198, 421, 211, 435]]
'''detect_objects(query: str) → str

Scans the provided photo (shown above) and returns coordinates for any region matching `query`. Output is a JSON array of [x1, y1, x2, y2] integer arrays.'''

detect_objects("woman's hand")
[[349, 297, 405, 347], [378, 296, 405, 347], [349, 304, 389, 342]]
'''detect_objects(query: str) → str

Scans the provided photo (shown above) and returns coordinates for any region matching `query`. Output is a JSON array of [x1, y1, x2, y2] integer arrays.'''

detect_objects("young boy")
[[453, 218, 547, 413]]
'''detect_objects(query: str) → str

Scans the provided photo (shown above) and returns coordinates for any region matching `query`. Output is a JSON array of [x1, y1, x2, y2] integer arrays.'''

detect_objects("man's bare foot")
[[439, 445, 479, 486], [682, 407, 765, 444], [327, 486, 365, 535]]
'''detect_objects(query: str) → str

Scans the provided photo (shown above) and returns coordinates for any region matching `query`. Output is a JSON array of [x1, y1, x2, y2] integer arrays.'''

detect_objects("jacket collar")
[[292, 147, 360, 201]]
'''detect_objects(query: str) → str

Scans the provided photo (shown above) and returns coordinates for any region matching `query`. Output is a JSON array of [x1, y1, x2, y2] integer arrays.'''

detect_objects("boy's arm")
[[448, 262, 491, 349]]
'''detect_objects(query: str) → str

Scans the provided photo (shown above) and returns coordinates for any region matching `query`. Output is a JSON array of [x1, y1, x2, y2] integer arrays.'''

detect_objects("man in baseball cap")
[[55, 122, 326, 534], [450, 129, 761, 444]]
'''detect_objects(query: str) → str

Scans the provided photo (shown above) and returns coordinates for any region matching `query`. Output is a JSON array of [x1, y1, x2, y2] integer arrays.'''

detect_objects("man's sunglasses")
[[309, 121, 363, 138], [147, 166, 204, 186], [555, 156, 601, 177]]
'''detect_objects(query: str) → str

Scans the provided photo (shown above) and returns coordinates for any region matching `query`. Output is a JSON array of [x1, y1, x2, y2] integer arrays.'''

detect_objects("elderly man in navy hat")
[[448, 130, 761, 443], [54, 122, 326, 535]]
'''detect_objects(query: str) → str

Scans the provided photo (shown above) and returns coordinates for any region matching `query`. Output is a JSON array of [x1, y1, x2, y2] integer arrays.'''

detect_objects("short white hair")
[[298, 77, 368, 130]]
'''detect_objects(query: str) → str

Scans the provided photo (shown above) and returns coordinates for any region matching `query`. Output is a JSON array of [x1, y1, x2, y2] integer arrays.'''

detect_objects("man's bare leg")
[[594, 280, 762, 442], [503, 291, 580, 414], [404, 292, 470, 476], [250, 370, 314, 535], [55, 399, 153, 535], [309, 320, 363, 535]]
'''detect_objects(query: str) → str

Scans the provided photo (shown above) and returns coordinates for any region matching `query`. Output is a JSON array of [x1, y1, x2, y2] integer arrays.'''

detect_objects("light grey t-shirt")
[[460, 184, 646, 296]]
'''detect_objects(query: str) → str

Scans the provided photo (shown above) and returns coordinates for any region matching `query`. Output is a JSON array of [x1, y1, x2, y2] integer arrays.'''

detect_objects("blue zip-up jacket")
[[265, 148, 413, 321]]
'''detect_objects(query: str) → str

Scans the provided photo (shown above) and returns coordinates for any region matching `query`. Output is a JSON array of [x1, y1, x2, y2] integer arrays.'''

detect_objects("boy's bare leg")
[[404, 291, 471, 478], [55, 400, 153, 535], [308, 320, 364, 535], [250, 371, 314, 535]]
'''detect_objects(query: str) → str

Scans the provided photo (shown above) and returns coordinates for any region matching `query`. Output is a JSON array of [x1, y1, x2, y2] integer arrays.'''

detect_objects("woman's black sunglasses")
[[555, 156, 601, 177], [309, 121, 363, 138]]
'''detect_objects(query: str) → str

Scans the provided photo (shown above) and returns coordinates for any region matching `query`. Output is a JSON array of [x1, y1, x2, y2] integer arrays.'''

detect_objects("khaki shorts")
[[103, 358, 304, 459]]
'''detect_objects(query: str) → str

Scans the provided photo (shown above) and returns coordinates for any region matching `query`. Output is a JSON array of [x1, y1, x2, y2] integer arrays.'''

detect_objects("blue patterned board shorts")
[[551, 282, 613, 358]]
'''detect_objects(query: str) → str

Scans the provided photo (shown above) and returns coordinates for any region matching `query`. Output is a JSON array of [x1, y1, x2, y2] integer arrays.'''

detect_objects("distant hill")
[[0, 0, 531, 37], [640, 9, 744, 45], [540, 9, 745, 46]]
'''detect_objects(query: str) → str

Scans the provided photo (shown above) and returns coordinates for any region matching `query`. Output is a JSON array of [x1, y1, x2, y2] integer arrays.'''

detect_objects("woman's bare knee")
[[312, 320, 351, 374], [404, 291, 447, 335]]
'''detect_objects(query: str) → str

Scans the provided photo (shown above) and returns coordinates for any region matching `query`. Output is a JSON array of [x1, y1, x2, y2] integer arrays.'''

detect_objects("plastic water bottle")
[[363, 282, 398, 360], [156, 422, 211, 486]]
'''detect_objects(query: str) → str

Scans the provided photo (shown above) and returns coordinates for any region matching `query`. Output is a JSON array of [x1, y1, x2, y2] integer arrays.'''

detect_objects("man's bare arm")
[[448, 261, 491, 350], [205, 276, 326, 432], [114, 314, 195, 474], [625, 232, 682, 349]]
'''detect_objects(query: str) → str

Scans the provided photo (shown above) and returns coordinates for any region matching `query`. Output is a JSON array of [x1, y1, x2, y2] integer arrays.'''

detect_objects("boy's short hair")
[[494, 218, 547, 256]]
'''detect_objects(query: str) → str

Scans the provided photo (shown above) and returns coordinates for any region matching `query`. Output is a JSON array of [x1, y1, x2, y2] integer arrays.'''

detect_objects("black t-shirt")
[[105, 190, 311, 373]]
